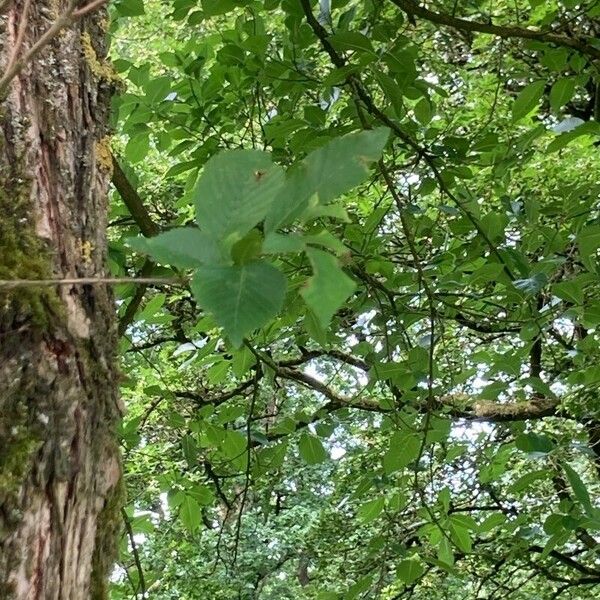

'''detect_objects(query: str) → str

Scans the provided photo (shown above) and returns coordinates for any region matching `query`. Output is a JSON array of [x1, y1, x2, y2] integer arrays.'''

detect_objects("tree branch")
[[389, 0, 600, 60], [111, 154, 162, 335], [112, 156, 160, 238]]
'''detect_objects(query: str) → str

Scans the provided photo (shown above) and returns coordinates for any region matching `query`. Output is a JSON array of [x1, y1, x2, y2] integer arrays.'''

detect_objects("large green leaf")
[[127, 228, 222, 268], [179, 494, 201, 533], [265, 128, 389, 231], [194, 150, 285, 241], [357, 497, 384, 523], [396, 559, 424, 585], [383, 431, 421, 474], [329, 31, 375, 55], [515, 432, 554, 455], [191, 260, 286, 346], [512, 80, 545, 121], [301, 127, 389, 203], [301, 248, 356, 330], [563, 463, 593, 515], [549, 78, 575, 112], [298, 433, 328, 464]]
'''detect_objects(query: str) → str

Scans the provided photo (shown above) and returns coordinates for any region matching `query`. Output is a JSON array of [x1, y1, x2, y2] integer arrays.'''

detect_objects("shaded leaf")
[[298, 433, 328, 464], [512, 80, 545, 121], [301, 248, 356, 330], [127, 228, 221, 268], [191, 261, 286, 346]]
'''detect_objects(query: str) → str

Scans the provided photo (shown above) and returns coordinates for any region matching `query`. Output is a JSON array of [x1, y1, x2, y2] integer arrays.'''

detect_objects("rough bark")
[[0, 2, 121, 599]]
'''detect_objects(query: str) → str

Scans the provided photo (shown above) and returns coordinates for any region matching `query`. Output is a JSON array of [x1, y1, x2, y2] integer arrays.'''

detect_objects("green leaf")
[[179, 494, 201, 533], [129, 514, 154, 534], [302, 128, 389, 204], [449, 522, 472, 553], [127, 228, 221, 268], [449, 514, 478, 531], [345, 575, 374, 599], [191, 261, 287, 346], [382, 431, 421, 474], [329, 31, 375, 55], [194, 150, 285, 241], [222, 430, 247, 460], [577, 225, 600, 269], [231, 229, 263, 265], [563, 463, 593, 515], [263, 232, 306, 254], [304, 308, 328, 346], [509, 469, 549, 493], [115, 0, 145, 17], [181, 434, 198, 467], [512, 80, 545, 121], [266, 128, 389, 231], [553, 280, 584, 305], [298, 433, 328, 464], [547, 120, 600, 152], [541, 530, 570, 558], [549, 78, 575, 112], [357, 497, 384, 523], [301, 248, 356, 330], [125, 133, 150, 163], [515, 433, 554, 455], [137, 293, 165, 321], [374, 71, 404, 117], [202, 0, 237, 15], [396, 559, 424, 585], [437, 536, 454, 566], [188, 484, 214, 506], [414, 98, 432, 125], [479, 513, 506, 533], [231, 346, 256, 378]]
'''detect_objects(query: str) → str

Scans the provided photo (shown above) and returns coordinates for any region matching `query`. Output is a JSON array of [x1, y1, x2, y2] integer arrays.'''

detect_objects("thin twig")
[[72, 0, 107, 18], [5, 0, 33, 76], [0, 277, 183, 289], [121, 508, 147, 598], [0, 0, 108, 100], [232, 370, 260, 566]]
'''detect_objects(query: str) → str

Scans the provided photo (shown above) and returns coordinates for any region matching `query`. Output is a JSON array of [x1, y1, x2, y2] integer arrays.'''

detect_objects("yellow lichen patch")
[[81, 240, 94, 264], [95, 136, 113, 175], [81, 32, 122, 85], [99, 16, 111, 33]]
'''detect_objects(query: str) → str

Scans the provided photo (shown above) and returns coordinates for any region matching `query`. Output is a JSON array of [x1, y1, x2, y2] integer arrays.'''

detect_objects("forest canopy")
[[3, 0, 600, 598]]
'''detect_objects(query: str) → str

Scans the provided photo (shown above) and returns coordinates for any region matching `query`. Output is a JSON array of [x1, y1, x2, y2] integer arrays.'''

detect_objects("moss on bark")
[[0, 173, 59, 325]]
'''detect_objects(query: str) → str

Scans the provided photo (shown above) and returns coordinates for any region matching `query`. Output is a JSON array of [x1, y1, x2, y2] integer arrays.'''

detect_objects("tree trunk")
[[0, 2, 121, 598]]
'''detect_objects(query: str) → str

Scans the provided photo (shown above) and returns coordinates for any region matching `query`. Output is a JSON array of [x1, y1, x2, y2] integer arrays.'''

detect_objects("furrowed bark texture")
[[0, 2, 121, 598]]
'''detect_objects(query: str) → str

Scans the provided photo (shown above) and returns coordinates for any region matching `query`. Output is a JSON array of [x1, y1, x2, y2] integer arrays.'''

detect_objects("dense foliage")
[[105, 0, 600, 598]]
